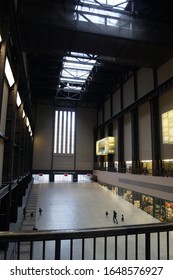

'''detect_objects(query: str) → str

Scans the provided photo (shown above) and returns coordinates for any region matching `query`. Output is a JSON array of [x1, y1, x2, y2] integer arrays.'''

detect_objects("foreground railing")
[[0, 223, 173, 260]]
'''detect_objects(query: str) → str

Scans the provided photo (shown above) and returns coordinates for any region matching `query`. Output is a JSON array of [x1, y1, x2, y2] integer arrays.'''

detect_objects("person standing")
[[39, 208, 43, 215], [113, 210, 118, 224]]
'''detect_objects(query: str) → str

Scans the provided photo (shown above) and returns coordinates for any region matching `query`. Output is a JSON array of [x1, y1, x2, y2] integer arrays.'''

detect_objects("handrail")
[[1, 223, 173, 260], [0, 222, 173, 242]]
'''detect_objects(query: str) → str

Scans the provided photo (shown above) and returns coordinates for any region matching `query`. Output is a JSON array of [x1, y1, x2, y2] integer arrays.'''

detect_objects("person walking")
[[39, 208, 43, 215], [113, 210, 118, 224], [105, 211, 109, 217]]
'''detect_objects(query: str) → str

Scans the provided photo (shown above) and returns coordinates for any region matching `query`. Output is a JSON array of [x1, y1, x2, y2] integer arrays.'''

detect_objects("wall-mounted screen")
[[96, 137, 115, 155], [162, 109, 173, 144]]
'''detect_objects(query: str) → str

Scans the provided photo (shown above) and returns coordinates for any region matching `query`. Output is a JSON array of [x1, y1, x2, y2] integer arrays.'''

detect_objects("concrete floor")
[[19, 180, 173, 260], [2, 180, 173, 260], [33, 181, 159, 230]]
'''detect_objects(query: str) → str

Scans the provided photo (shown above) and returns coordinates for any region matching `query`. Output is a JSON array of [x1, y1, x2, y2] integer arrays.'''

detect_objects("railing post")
[[55, 239, 61, 260], [145, 233, 151, 260]]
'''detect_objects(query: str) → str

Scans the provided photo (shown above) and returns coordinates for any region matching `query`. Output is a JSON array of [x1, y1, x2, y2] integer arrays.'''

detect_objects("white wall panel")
[[137, 68, 154, 98], [113, 88, 121, 115], [104, 98, 110, 121], [138, 102, 152, 160], [123, 76, 134, 108], [124, 113, 132, 161]]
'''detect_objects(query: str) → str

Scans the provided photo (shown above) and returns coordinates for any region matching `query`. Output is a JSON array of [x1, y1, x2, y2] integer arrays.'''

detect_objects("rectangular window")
[[54, 110, 75, 154]]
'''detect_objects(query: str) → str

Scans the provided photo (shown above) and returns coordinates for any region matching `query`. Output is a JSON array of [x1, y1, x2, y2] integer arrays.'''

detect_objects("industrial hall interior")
[[0, 0, 173, 260]]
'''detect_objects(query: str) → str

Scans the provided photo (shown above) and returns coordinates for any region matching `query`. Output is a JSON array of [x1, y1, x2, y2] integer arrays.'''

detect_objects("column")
[[2, 83, 17, 182], [150, 96, 161, 176], [118, 116, 126, 173], [131, 109, 141, 174]]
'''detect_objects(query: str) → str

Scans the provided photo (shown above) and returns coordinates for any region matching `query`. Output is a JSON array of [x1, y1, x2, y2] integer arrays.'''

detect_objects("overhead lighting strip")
[[5, 57, 15, 87]]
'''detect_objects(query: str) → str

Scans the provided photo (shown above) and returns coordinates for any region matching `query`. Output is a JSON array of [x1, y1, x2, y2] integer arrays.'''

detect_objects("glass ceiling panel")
[[59, 52, 97, 90], [59, 2, 128, 93], [75, 0, 128, 26]]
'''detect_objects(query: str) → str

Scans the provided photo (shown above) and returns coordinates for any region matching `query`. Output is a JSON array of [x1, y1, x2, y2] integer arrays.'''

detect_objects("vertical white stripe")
[[71, 112, 75, 154], [54, 111, 58, 153], [67, 111, 71, 154], [63, 111, 67, 153], [58, 111, 63, 153], [54, 110, 75, 154]]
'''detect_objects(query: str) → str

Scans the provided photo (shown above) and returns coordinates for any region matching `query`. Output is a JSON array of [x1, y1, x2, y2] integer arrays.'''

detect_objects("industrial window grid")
[[54, 110, 75, 154]]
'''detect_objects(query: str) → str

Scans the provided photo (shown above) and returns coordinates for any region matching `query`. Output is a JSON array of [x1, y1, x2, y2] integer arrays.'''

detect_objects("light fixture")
[[0, 34, 2, 43], [26, 117, 29, 127], [22, 110, 25, 118], [25, 115, 33, 136], [162, 109, 173, 144], [16, 91, 22, 107], [5, 57, 15, 87]]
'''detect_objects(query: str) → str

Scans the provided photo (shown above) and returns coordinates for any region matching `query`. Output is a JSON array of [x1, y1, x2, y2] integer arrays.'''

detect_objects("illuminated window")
[[5, 57, 15, 87], [162, 109, 173, 144], [16, 91, 22, 107], [54, 110, 75, 154]]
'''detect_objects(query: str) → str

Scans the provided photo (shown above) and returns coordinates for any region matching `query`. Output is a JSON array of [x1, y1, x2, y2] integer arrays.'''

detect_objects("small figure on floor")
[[32, 226, 38, 230], [30, 212, 34, 218], [105, 211, 109, 217], [113, 210, 118, 224], [121, 214, 124, 222], [23, 207, 26, 219], [39, 208, 43, 215]]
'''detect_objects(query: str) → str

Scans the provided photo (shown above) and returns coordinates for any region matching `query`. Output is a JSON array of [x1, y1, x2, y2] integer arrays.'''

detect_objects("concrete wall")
[[138, 102, 152, 160], [32, 105, 97, 171], [32, 104, 54, 170]]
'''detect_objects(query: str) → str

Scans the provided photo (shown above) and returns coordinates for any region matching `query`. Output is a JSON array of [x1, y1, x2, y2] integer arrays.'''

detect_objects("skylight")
[[75, 0, 128, 26], [59, 52, 97, 92], [59, 2, 128, 94]]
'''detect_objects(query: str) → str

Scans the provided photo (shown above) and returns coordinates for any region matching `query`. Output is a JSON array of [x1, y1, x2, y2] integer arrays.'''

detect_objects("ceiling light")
[[0, 34, 2, 42], [22, 110, 25, 118], [5, 57, 15, 87], [16, 91, 22, 107], [26, 117, 30, 127]]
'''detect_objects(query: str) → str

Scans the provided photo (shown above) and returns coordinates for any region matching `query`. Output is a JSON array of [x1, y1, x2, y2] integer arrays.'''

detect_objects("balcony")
[[0, 223, 173, 260]]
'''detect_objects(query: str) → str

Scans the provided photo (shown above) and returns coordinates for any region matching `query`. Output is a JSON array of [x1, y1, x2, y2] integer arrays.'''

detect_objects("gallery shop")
[[99, 183, 173, 222]]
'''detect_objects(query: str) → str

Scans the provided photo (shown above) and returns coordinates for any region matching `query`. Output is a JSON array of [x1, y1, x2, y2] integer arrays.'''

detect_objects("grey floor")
[[32, 181, 159, 230], [2, 180, 172, 260], [18, 180, 173, 260]]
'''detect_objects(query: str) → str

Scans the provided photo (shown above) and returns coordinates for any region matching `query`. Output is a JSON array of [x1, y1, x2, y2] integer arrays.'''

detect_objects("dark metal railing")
[[0, 223, 173, 260]]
